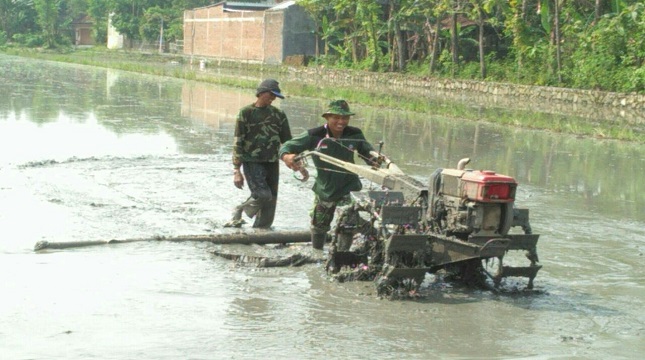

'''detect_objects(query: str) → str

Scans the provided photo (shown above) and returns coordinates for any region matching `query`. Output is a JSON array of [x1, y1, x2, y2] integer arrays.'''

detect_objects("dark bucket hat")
[[322, 99, 355, 117], [256, 79, 284, 99]]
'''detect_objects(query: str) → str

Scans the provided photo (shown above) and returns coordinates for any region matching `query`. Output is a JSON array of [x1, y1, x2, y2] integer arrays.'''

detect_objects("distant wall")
[[279, 5, 317, 65], [284, 68, 645, 121], [263, 10, 283, 64], [184, 6, 265, 62], [184, 3, 316, 64], [107, 14, 124, 49]]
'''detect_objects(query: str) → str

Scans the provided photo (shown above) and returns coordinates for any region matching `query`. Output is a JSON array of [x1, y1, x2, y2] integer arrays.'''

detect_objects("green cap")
[[322, 100, 354, 117]]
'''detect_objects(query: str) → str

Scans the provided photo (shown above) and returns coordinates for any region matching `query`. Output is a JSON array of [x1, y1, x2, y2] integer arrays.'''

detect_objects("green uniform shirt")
[[233, 104, 292, 167], [279, 124, 375, 202]]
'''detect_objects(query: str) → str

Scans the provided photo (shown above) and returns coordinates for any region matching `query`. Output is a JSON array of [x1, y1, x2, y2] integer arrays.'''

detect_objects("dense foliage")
[[0, 0, 643, 92], [299, 0, 644, 92], [0, 0, 212, 48]]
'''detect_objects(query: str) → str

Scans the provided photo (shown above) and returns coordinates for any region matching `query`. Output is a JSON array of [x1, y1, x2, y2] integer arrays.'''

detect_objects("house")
[[183, 1, 317, 65], [72, 15, 95, 46]]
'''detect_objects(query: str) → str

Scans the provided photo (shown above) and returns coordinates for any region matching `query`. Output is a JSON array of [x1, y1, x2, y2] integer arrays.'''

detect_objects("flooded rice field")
[[0, 54, 643, 359]]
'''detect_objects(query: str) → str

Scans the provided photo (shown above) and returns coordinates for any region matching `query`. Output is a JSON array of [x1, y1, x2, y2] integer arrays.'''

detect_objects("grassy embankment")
[[3, 47, 643, 143]]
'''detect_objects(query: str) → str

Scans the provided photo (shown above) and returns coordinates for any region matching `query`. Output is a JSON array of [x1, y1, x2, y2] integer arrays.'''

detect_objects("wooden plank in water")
[[34, 230, 311, 251]]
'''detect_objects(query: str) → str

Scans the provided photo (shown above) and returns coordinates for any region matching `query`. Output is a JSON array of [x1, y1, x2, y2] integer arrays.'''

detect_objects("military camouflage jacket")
[[279, 124, 375, 202], [233, 104, 292, 167]]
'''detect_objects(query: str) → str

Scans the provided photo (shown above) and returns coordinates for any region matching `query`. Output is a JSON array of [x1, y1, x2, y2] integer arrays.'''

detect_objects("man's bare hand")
[[282, 153, 303, 171], [233, 170, 244, 189]]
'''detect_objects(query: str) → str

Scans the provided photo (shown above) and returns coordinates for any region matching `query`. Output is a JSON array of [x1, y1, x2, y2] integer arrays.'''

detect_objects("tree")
[[428, 0, 450, 74], [0, 0, 39, 40], [140, 5, 173, 52], [299, 0, 339, 59], [553, 0, 562, 83], [356, 0, 383, 70], [107, 0, 149, 45], [386, 0, 430, 72], [33, 0, 60, 48], [101, 0, 211, 48], [88, 0, 109, 44], [450, 0, 460, 75]]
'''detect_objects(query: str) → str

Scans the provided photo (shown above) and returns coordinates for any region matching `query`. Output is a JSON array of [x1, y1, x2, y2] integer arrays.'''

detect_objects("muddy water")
[[1, 54, 643, 359]]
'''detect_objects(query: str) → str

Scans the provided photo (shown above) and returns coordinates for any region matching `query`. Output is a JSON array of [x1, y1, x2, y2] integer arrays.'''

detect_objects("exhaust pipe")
[[457, 158, 471, 170]]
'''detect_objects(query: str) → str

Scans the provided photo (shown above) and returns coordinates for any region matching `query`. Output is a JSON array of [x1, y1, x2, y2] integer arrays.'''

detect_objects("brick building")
[[183, 1, 316, 65]]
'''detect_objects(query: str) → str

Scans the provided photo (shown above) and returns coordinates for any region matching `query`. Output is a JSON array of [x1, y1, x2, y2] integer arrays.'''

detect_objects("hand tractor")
[[296, 149, 541, 298]]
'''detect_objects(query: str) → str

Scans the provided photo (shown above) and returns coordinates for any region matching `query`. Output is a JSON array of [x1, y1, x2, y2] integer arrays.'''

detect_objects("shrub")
[[12, 33, 44, 47]]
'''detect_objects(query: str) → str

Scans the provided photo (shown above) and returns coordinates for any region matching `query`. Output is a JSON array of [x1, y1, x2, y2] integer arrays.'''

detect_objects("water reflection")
[[0, 112, 177, 166], [352, 107, 645, 221], [3, 55, 645, 220], [181, 81, 250, 129], [2, 54, 645, 223]]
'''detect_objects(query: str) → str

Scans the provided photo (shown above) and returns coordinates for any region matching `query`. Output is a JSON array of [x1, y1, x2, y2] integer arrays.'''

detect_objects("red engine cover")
[[461, 170, 517, 203]]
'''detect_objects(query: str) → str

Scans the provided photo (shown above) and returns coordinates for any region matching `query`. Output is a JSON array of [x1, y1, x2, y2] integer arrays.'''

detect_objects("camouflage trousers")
[[310, 194, 353, 235], [237, 162, 279, 228]]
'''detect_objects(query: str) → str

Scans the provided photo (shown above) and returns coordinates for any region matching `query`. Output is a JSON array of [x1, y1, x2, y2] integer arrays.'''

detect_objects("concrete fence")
[[283, 67, 645, 124], [192, 56, 644, 123]]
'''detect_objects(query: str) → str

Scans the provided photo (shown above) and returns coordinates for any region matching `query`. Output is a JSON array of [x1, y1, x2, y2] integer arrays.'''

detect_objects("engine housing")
[[430, 168, 517, 238]]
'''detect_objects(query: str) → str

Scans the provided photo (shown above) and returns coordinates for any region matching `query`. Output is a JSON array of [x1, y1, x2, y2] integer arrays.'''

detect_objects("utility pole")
[[159, 18, 164, 54]]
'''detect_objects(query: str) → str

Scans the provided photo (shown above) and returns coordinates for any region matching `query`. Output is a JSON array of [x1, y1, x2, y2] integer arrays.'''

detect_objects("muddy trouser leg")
[[242, 162, 275, 227], [335, 199, 357, 252], [336, 232, 354, 252], [252, 162, 279, 228], [310, 196, 336, 250], [233, 197, 260, 217], [253, 198, 276, 228], [311, 231, 327, 250], [230, 204, 244, 221], [224, 201, 248, 228]]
